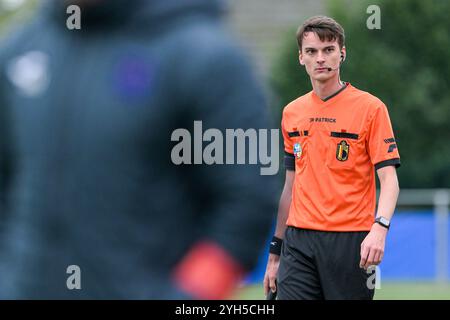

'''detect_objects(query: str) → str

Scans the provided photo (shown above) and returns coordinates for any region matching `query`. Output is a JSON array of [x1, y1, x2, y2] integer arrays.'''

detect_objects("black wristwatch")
[[375, 216, 390, 230]]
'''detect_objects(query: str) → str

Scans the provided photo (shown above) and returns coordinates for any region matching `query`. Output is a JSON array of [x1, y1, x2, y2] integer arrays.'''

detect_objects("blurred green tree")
[[271, 0, 450, 188], [0, 0, 37, 38]]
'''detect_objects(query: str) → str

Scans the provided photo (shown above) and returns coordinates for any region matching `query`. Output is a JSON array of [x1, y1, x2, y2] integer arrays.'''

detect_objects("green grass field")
[[233, 282, 450, 300]]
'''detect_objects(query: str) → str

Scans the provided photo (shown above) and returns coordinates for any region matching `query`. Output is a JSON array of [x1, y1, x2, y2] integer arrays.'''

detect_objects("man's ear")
[[340, 46, 346, 62], [298, 50, 304, 66]]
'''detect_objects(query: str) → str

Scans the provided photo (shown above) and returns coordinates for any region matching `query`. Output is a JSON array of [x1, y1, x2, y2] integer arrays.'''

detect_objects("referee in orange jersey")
[[263, 16, 400, 300]]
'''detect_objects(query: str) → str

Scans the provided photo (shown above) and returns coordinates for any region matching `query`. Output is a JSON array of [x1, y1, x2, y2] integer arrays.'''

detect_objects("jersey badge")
[[293, 143, 302, 159], [336, 140, 349, 161]]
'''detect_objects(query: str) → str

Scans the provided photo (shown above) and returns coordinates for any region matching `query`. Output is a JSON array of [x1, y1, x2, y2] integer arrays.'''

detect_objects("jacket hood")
[[44, 0, 226, 30]]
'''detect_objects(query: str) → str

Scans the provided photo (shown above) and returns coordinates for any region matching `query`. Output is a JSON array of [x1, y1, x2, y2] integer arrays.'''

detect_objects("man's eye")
[[326, 48, 334, 52]]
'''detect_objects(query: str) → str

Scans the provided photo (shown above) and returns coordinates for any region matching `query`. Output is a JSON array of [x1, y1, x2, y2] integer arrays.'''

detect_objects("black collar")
[[321, 82, 348, 102]]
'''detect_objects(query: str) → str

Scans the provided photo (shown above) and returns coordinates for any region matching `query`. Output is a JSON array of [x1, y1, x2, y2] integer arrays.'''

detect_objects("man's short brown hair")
[[296, 16, 345, 50]]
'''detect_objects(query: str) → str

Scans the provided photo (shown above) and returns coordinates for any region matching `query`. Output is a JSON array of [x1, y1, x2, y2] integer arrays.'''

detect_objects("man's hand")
[[263, 253, 280, 296], [360, 223, 388, 270]]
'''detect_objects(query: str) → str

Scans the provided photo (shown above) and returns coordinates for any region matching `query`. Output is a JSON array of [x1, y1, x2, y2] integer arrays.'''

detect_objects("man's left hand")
[[359, 223, 388, 270]]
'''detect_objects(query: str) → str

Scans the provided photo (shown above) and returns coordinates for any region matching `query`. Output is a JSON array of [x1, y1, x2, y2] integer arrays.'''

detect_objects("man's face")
[[299, 32, 345, 82]]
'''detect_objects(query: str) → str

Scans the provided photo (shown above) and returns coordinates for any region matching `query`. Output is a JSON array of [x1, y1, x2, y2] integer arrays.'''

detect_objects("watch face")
[[379, 217, 390, 226]]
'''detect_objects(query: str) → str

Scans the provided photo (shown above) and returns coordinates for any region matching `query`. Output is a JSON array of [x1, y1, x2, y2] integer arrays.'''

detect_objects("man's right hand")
[[263, 253, 280, 296]]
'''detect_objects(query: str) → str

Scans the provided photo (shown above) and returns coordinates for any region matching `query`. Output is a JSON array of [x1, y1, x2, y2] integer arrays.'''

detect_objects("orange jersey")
[[282, 83, 400, 231]]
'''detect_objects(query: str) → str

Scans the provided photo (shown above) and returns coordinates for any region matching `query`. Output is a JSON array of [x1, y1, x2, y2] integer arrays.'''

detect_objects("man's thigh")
[[277, 227, 323, 300], [314, 231, 375, 300]]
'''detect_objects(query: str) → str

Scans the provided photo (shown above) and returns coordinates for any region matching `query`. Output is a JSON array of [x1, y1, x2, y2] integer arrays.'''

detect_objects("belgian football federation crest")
[[336, 140, 349, 161], [293, 143, 302, 159]]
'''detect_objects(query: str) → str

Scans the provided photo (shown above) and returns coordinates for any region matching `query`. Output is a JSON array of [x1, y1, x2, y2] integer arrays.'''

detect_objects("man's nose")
[[316, 51, 325, 64]]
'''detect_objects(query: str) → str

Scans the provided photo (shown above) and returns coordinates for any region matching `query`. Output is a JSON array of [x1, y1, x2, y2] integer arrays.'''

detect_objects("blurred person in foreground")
[[263, 16, 400, 300], [0, 0, 277, 299]]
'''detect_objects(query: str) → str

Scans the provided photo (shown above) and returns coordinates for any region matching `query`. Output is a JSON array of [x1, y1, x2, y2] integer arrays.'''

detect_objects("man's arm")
[[375, 165, 400, 222], [360, 165, 400, 270], [263, 169, 294, 295], [274, 170, 295, 238]]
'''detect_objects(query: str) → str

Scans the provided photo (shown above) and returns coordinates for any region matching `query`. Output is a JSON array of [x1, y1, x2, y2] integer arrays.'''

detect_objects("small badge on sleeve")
[[293, 143, 302, 159]]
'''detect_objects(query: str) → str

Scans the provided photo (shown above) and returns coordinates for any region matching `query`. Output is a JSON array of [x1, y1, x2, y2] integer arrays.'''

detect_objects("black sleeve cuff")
[[284, 152, 295, 171], [375, 158, 401, 170]]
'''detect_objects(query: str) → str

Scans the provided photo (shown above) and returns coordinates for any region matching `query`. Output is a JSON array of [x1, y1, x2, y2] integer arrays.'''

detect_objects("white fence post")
[[434, 189, 449, 283]]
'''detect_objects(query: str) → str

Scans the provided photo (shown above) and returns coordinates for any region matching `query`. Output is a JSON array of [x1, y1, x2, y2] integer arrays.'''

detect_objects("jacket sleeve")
[[172, 29, 279, 298], [0, 67, 12, 237]]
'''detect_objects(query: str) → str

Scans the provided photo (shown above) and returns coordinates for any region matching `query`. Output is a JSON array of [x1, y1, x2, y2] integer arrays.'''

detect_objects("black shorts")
[[277, 226, 375, 300]]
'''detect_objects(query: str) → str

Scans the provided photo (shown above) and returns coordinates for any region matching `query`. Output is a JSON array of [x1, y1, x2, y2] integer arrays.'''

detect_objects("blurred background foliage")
[[271, 0, 450, 188], [0, 0, 36, 38]]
